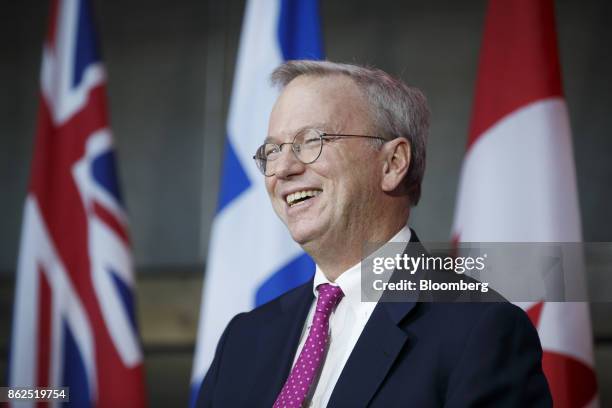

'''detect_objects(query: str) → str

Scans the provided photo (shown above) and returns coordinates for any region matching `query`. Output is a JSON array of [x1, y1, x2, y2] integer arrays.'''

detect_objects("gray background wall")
[[1, 1, 610, 407]]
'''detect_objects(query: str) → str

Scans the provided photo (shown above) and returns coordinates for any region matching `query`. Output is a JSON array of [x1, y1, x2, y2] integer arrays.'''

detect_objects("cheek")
[[342, 164, 381, 202], [264, 181, 283, 212], [264, 179, 275, 197]]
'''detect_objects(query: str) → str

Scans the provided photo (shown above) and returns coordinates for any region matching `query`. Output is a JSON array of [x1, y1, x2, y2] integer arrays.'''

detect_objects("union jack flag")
[[9, 1, 147, 407]]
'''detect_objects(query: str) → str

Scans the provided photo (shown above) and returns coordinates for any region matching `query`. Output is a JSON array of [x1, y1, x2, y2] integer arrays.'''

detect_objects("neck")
[[305, 216, 408, 282]]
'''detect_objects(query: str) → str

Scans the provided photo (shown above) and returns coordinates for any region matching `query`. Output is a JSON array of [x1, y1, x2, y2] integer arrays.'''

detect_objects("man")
[[197, 61, 551, 407]]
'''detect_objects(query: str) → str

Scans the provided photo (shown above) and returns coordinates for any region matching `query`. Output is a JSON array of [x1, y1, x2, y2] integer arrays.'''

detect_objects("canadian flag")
[[452, 0, 598, 407]]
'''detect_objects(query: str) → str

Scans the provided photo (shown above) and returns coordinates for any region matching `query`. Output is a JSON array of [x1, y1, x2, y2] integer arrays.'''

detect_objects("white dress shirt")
[[291, 225, 412, 407]]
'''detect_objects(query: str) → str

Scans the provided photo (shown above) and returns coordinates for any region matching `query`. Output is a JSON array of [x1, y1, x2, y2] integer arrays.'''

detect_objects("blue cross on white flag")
[[190, 0, 323, 404]]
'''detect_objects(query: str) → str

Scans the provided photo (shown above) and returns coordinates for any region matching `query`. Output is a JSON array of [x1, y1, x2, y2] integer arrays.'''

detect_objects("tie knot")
[[315, 284, 344, 315]]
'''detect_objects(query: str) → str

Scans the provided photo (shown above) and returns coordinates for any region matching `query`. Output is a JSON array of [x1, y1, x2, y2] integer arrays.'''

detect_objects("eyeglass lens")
[[256, 129, 323, 176]]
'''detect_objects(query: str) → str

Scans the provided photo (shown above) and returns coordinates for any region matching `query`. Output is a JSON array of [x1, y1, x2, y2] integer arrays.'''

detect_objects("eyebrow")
[[265, 124, 327, 143]]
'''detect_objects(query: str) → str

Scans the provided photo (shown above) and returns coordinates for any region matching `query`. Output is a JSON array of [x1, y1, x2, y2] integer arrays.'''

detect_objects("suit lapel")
[[327, 300, 416, 406], [249, 281, 314, 405], [328, 229, 423, 406]]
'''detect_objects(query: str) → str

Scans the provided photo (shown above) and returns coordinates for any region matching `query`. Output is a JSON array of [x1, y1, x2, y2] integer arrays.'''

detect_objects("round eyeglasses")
[[253, 128, 387, 176]]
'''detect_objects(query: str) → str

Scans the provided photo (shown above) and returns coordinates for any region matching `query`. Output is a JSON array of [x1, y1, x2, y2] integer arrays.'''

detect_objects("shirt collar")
[[312, 224, 412, 308]]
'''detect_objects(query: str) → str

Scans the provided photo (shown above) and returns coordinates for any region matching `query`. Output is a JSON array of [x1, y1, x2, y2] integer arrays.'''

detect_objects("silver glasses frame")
[[253, 129, 387, 176]]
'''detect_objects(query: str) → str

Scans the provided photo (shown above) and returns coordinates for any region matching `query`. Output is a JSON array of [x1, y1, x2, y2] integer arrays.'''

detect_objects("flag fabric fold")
[[9, 1, 146, 407], [452, 0, 598, 407], [189, 0, 323, 405]]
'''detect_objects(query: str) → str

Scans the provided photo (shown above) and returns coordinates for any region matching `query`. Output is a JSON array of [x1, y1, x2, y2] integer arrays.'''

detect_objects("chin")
[[287, 223, 321, 246], [288, 229, 312, 246]]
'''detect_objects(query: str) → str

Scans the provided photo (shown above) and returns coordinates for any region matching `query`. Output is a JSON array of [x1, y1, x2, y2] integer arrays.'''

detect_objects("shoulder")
[[405, 301, 540, 362], [420, 301, 536, 337], [439, 300, 530, 321], [463, 301, 535, 331], [411, 301, 542, 375]]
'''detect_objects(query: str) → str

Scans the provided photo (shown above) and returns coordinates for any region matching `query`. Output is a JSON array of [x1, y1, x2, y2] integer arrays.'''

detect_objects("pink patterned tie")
[[273, 283, 344, 408]]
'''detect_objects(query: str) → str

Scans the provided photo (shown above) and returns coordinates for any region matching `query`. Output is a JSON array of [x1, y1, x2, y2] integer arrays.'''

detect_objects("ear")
[[381, 137, 411, 192]]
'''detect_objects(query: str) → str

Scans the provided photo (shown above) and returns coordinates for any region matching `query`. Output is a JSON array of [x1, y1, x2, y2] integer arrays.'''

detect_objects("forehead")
[[266, 75, 372, 142]]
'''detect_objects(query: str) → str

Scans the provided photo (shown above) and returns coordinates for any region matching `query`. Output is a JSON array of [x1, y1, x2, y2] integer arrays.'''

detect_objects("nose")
[[273, 146, 306, 179]]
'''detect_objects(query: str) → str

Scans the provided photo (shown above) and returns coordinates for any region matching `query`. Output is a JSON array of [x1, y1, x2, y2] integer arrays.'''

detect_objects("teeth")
[[286, 190, 321, 206]]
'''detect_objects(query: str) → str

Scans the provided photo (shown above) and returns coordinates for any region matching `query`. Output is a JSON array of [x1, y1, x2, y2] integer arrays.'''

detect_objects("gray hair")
[[271, 60, 430, 206]]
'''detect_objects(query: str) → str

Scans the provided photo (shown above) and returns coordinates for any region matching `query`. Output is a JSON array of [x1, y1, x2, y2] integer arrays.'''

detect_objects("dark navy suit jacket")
[[197, 235, 552, 407]]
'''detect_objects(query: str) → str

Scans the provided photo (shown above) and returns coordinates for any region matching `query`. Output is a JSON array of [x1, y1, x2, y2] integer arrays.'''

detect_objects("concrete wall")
[[1, 1, 610, 406]]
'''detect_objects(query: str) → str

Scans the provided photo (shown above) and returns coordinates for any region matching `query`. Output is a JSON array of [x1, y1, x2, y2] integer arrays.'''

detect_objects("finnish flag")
[[190, 0, 323, 404]]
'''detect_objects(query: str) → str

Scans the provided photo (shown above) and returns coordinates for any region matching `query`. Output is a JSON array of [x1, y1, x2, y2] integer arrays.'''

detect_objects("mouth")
[[285, 189, 322, 207]]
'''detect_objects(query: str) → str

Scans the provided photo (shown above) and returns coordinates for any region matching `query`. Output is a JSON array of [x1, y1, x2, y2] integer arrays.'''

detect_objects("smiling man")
[[197, 61, 552, 407]]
